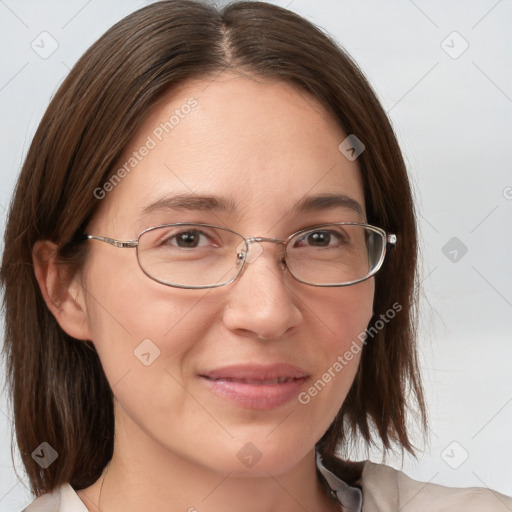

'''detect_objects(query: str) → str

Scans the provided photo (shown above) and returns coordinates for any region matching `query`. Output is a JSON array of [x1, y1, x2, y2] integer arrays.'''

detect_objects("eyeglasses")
[[82, 222, 396, 289]]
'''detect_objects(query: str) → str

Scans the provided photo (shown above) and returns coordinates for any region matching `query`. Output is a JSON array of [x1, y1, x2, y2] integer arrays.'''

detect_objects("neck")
[[77, 415, 338, 512]]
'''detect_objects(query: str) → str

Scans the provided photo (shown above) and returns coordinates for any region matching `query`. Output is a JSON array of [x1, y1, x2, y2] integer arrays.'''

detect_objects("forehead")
[[91, 72, 366, 234]]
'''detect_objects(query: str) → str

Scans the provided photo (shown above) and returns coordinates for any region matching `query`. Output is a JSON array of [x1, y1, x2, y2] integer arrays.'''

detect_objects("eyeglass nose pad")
[[236, 240, 264, 264]]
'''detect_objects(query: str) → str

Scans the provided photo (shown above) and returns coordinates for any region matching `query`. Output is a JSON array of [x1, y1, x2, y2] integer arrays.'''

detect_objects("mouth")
[[199, 364, 309, 410], [212, 376, 299, 385]]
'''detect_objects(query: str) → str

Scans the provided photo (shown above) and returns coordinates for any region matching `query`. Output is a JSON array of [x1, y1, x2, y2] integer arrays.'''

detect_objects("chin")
[[204, 434, 314, 477]]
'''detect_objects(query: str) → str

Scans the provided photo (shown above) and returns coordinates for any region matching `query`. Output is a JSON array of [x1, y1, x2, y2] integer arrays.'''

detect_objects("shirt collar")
[[316, 450, 363, 512]]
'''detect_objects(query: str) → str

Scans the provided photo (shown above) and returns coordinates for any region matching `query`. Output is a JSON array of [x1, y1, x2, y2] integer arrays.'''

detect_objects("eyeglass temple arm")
[[82, 234, 138, 249]]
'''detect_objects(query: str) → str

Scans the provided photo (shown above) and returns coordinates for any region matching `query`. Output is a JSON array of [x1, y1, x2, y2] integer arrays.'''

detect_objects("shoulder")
[[21, 484, 87, 512], [360, 460, 512, 512], [319, 452, 512, 512]]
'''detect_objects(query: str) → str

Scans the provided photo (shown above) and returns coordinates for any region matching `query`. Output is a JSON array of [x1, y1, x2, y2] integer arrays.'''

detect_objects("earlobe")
[[32, 240, 92, 341]]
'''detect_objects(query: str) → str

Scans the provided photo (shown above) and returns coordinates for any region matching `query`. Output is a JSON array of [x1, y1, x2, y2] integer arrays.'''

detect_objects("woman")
[[1, 1, 510, 511]]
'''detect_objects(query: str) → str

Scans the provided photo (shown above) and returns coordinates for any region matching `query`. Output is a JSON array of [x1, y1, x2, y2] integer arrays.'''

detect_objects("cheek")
[[81, 251, 218, 390], [310, 279, 374, 355], [81, 270, 226, 444], [296, 281, 374, 428]]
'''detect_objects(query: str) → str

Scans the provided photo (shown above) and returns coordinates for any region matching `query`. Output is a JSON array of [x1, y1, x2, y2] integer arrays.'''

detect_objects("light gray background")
[[1, 0, 511, 509]]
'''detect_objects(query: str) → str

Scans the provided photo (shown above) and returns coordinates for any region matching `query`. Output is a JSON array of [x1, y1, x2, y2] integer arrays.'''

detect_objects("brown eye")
[[306, 231, 331, 247], [294, 229, 346, 248], [173, 231, 203, 248]]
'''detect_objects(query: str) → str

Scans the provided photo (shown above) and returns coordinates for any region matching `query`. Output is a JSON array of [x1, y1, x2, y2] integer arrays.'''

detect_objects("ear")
[[32, 240, 92, 341]]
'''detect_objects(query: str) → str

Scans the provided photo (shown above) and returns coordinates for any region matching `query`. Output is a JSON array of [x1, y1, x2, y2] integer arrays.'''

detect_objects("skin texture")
[[34, 72, 374, 512]]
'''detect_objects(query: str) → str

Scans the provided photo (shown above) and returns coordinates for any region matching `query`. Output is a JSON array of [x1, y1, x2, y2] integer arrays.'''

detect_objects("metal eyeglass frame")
[[82, 222, 397, 289]]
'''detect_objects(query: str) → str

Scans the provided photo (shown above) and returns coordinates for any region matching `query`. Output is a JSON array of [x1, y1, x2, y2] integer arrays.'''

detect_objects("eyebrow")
[[292, 193, 365, 217], [139, 192, 364, 219], [140, 194, 238, 217]]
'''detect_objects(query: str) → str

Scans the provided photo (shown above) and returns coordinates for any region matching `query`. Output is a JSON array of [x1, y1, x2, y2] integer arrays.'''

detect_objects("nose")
[[222, 241, 303, 340]]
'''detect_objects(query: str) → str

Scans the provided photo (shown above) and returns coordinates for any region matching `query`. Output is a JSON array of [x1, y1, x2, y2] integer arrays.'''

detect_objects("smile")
[[199, 364, 309, 410]]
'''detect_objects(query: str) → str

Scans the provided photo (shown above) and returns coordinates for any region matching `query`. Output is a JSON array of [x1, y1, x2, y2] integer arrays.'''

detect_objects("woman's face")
[[79, 72, 374, 476]]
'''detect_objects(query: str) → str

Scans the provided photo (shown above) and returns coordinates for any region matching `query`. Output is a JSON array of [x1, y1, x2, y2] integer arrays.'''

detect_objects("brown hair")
[[1, 0, 426, 495]]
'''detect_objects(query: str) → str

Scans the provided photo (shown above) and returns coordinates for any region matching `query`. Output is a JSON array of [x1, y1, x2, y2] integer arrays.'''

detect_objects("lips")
[[201, 363, 309, 382], [219, 377, 295, 385], [199, 364, 309, 410]]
